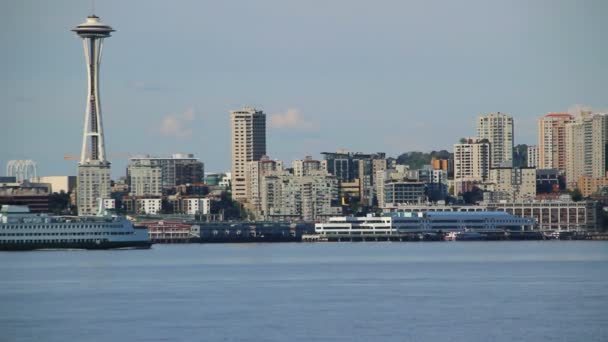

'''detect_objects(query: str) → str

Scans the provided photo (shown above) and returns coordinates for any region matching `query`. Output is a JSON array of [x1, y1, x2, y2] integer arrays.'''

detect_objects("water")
[[1, 241, 608, 342]]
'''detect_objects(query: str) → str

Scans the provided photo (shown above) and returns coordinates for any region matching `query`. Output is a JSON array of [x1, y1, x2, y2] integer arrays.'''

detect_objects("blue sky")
[[2, 0, 607, 177]]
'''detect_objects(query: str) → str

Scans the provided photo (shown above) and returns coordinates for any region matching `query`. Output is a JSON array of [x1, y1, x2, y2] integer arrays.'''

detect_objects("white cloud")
[[269, 109, 317, 131], [159, 108, 195, 139]]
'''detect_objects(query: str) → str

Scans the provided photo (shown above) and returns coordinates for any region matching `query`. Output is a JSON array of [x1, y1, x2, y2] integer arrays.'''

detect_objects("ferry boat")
[[454, 229, 485, 241], [0, 205, 151, 251]]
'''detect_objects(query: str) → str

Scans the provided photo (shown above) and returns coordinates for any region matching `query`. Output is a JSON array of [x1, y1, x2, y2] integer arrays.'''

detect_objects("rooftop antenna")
[[91, 0, 96, 15]]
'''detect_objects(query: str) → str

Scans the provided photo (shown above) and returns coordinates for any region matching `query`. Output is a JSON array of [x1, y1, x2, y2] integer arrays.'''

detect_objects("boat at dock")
[[0, 205, 151, 251]]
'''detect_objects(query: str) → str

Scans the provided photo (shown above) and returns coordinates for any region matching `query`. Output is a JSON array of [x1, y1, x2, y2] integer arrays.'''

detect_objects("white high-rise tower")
[[477, 112, 514, 168], [73, 15, 114, 216]]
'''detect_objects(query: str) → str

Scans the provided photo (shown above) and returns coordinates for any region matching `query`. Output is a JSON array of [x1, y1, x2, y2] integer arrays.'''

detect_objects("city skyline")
[[2, 1, 608, 177]]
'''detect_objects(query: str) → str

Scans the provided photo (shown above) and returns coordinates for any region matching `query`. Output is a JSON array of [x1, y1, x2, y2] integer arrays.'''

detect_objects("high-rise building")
[[127, 159, 162, 196], [527, 145, 539, 168], [293, 156, 322, 177], [383, 182, 427, 206], [431, 158, 452, 172], [453, 138, 491, 195], [591, 114, 608, 179], [565, 112, 608, 188], [73, 15, 114, 216], [230, 107, 266, 202], [321, 151, 386, 204], [127, 154, 204, 193], [538, 113, 573, 171], [245, 156, 283, 216], [477, 112, 514, 168], [259, 170, 340, 221], [486, 167, 536, 202]]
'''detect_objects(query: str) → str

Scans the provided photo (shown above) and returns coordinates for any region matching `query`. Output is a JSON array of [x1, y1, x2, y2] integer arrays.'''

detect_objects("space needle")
[[72, 15, 114, 216]]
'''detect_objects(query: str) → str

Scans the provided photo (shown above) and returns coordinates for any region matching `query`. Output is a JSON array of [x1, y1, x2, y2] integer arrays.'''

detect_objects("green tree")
[[462, 187, 484, 204], [570, 188, 583, 202], [513, 144, 528, 167], [396, 150, 453, 169], [48, 191, 71, 214], [210, 191, 245, 220]]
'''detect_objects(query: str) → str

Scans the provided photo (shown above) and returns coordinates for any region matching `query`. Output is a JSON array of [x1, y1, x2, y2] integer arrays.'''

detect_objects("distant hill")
[[396, 150, 452, 169]]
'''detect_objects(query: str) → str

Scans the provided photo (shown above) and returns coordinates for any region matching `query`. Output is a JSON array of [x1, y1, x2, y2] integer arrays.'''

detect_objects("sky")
[[1, 0, 607, 177]]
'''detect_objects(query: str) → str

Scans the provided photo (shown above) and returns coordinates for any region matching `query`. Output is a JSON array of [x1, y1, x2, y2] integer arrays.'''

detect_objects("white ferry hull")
[[0, 205, 152, 252]]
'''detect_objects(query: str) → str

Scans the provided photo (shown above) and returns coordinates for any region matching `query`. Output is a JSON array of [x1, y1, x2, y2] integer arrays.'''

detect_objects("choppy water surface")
[[2, 241, 608, 342]]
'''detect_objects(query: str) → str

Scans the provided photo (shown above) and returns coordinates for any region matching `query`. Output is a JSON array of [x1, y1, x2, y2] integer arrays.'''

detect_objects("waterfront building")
[[379, 200, 599, 231], [127, 154, 204, 192], [490, 199, 598, 231], [453, 138, 491, 195], [538, 113, 573, 171], [527, 145, 539, 168], [230, 107, 266, 202], [137, 221, 196, 243], [315, 211, 534, 236], [72, 15, 114, 216], [477, 112, 514, 168]]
